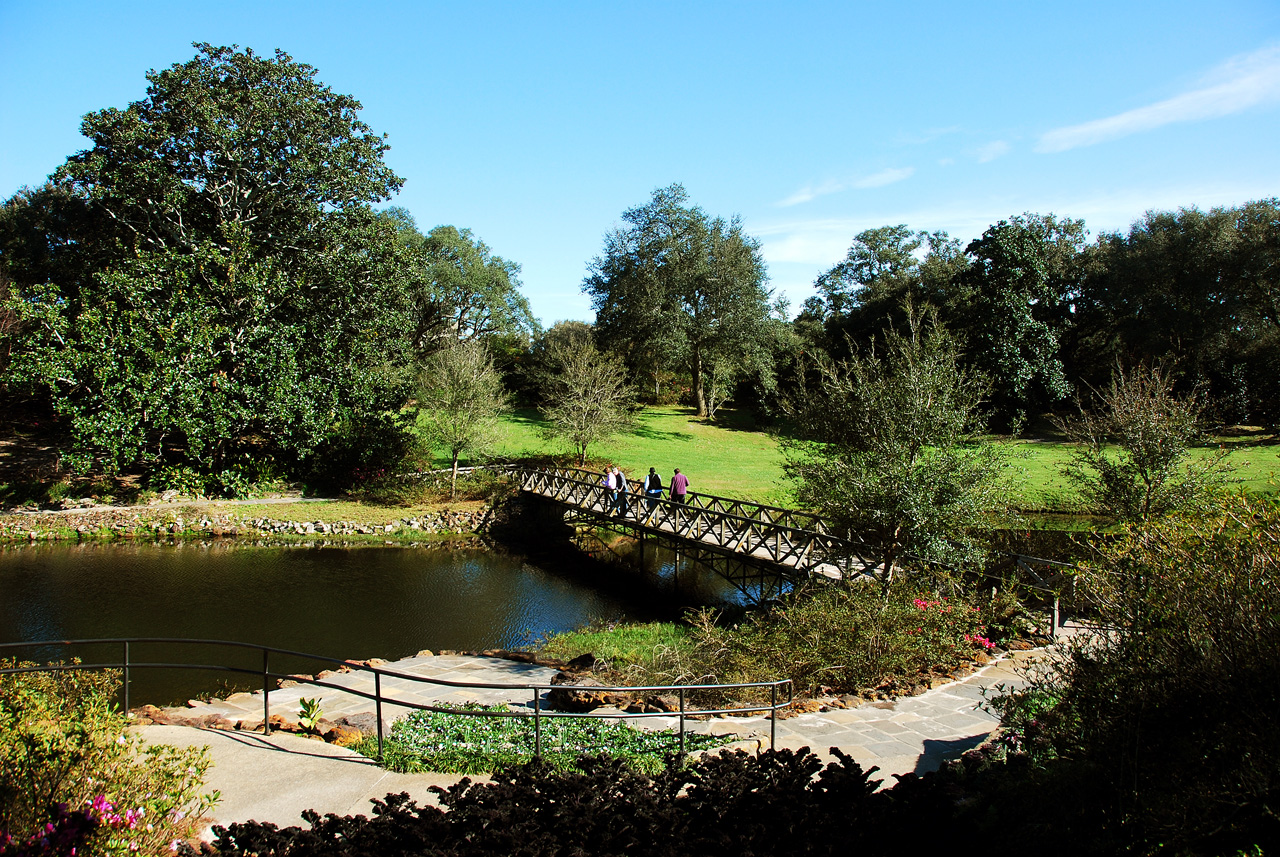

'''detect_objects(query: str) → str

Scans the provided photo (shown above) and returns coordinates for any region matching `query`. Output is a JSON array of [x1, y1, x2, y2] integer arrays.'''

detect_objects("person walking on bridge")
[[612, 466, 631, 517], [670, 468, 689, 504], [642, 467, 663, 520]]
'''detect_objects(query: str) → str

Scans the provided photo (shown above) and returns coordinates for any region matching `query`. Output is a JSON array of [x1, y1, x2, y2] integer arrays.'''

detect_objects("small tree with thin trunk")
[[784, 308, 1010, 585], [1059, 363, 1232, 521], [540, 340, 635, 465], [416, 339, 508, 498]]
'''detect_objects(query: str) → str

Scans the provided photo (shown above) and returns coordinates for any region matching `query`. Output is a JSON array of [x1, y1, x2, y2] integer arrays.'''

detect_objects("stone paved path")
[[169, 649, 1035, 781], [141, 649, 1039, 835]]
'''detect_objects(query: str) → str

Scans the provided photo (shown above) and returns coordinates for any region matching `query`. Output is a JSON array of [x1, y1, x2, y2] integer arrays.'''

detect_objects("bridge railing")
[[0, 638, 793, 758], [517, 466, 880, 580]]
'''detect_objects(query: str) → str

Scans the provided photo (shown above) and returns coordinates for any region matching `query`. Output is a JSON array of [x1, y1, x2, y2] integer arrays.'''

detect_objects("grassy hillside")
[[447, 406, 1280, 513]]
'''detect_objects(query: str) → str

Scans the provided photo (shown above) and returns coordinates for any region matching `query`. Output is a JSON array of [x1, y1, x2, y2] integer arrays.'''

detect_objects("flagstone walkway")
[[143, 648, 1041, 834]]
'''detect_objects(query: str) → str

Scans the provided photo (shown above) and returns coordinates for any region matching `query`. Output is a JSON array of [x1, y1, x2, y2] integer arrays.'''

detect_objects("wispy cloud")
[[976, 140, 1010, 162], [854, 166, 915, 188], [1038, 44, 1280, 153], [777, 167, 915, 206]]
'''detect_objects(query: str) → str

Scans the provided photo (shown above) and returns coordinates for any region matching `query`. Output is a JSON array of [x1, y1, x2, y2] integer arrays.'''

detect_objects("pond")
[[0, 540, 681, 705]]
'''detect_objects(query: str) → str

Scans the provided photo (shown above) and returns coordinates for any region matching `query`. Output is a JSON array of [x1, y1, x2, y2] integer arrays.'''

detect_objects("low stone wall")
[[0, 507, 490, 543]]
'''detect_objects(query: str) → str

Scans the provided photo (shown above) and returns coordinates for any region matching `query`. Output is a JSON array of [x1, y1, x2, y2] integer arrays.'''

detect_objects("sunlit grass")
[[415, 406, 1280, 513]]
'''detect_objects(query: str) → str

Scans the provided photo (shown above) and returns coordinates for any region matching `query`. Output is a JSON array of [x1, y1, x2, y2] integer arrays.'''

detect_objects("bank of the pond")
[[0, 501, 492, 544]]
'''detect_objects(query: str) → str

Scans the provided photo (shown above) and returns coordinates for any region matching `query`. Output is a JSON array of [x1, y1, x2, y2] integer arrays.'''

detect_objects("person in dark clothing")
[[643, 466, 663, 518], [613, 466, 630, 516]]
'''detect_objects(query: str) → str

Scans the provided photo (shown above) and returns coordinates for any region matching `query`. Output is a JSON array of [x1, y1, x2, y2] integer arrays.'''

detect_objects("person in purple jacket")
[[670, 468, 689, 504]]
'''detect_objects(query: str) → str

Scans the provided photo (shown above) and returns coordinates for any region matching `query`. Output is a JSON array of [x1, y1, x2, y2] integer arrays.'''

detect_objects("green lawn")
[[479, 406, 795, 506], [441, 406, 1280, 513]]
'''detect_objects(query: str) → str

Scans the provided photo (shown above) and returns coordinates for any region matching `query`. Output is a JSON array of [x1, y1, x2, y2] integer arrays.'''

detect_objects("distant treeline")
[[787, 205, 1280, 430]]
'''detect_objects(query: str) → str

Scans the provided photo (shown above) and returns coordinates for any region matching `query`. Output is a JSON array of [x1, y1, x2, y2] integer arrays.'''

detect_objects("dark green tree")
[[1073, 200, 1280, 423], [409, 225, 537, 355], [55, 42, 401, 257], [957, 213, 1087, 428], [813, 226, 968, 359], [584, 184, 777, 419], [0, 45, 413, 483]]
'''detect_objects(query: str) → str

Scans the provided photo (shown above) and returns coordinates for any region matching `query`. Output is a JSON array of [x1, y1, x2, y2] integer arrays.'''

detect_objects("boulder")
[[644, 694, 680, 713], [324, 724, 365, 746], [333, 712, 384, 736], [546, 671, 631, 712], [564, 652, 607, 672]]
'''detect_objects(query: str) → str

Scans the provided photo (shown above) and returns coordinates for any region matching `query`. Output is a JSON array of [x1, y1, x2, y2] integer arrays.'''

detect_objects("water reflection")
[[0, 541, 662, 705]]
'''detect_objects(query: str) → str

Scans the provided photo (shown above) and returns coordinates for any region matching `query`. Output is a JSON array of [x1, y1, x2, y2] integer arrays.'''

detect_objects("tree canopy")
[[1, 44, 414, 482], [55, 42, 401, 258], [584, 184, 777, 418]]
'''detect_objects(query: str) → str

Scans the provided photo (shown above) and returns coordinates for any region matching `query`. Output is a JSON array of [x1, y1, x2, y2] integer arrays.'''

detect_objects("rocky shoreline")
[[0, 505, 491, 544]]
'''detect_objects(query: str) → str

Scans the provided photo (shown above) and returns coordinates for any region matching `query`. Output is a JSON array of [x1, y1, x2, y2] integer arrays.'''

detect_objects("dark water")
[[0, 541, 665, 705]]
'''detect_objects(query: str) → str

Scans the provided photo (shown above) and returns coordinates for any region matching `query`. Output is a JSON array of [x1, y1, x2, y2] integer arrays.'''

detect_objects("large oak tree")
[[584, 184, 777, 419]]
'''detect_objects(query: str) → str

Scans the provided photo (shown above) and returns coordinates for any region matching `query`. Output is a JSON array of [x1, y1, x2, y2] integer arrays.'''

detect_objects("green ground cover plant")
[[0, 662, 217, 856], [357, 704, 731, 776], [536, 622, 693, 679]]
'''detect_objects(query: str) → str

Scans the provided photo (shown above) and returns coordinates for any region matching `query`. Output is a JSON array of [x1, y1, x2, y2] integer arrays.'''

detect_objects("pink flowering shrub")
[[0, 661, 217, 856]]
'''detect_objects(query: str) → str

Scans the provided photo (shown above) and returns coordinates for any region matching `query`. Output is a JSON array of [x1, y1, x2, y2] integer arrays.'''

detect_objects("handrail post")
[[770, 683, 777, 750], [262, 648, 270, 735], [122, 640, 130, 715], [534, 690, 542, 758], [375, 671, 384, 759], [678, 688, 686, 755]]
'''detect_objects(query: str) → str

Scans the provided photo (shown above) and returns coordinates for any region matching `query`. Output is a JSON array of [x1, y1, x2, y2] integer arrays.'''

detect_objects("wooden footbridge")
[[510, 466, 883, 597]]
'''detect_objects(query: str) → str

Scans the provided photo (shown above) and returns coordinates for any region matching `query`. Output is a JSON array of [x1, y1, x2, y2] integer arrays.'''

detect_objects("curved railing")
[[0, 638, 793, 757], [513, 465, 881, 580]]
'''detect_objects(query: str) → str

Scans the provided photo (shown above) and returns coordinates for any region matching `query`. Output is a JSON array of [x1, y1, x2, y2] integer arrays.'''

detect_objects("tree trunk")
[[691, 347, 707, 417], [450, 451, 459, 500]]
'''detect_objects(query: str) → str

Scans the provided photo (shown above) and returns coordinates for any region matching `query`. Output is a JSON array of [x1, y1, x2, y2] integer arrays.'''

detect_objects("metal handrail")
[[0, 638, 793, 758]]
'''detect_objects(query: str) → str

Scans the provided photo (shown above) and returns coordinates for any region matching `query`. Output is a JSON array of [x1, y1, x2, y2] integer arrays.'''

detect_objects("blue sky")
[[3, 1, 1279, 326]]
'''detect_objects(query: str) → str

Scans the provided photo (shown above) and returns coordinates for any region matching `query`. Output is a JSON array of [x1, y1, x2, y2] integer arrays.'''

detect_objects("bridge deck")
[[518, 467, 880, 582]]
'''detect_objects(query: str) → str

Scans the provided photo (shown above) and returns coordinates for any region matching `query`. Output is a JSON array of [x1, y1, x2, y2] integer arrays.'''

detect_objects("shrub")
[[688, 581, 1000, 697], [198, 748, 898, 857], [0, 661, 217, 856], [359, 703, 730, 776], [984, 494, 1280, 853]]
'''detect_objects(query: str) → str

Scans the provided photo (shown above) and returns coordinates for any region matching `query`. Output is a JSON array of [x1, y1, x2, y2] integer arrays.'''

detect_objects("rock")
[[565, 652, 604, 672], [644, 694, 680, 713], [415, 649, 435, 657], [324, 724, 365, 746], [546, 672, 631, 712], [333, 713, 383, 736]]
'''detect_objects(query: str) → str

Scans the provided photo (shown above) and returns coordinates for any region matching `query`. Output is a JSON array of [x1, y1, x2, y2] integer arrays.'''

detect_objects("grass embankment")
[[469, 407, 1280, 513]]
